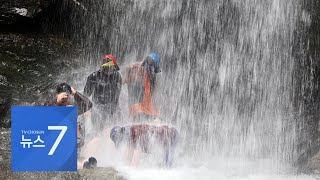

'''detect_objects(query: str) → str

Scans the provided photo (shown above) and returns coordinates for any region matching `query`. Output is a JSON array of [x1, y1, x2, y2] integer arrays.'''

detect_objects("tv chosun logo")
[[11, 106, 77, 171], [20, 126, 67, 155]]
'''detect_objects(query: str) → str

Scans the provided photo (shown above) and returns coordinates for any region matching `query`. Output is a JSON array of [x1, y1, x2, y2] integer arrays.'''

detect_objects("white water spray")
[[64, 0, 318, 179]]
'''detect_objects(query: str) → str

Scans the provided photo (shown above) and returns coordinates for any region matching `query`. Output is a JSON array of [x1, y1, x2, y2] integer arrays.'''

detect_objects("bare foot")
[[77, 156, 87, 169]]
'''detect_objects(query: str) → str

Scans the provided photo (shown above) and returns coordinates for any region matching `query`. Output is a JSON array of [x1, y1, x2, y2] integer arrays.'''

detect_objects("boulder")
[[0, 0, 50, 31], [0, 167, 125, 180], [78, 167, 126, 180]]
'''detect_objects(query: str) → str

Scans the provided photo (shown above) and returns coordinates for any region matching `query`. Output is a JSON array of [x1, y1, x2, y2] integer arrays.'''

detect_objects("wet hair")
[[56, 83, 72, 94]]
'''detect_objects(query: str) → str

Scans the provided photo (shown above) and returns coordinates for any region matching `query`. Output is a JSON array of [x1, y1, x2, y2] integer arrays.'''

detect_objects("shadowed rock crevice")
[[293, 0, 320, 174]]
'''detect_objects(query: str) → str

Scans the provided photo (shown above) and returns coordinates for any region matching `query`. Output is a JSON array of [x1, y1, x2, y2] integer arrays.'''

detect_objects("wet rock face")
[[0, 88, 12, 128], [294, 1, 320, 172], [0, 0, 49, 18], [0, 32, 83, 127], [0, 75, 12, 128], [0, 0, 50, 31], [0, 128, 11, 180], [0, 75, 8, 86]]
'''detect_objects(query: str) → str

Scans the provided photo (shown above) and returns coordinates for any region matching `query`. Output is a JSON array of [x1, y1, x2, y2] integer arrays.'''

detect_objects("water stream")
[[59, 0, 317, 179]]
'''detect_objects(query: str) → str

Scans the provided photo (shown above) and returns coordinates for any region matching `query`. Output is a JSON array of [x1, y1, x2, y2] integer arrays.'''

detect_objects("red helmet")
[[102, 54, 120, 70]]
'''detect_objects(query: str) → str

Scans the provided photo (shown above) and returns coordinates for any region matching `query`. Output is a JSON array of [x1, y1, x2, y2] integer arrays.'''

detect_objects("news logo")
[[11, 106, 77, 171]]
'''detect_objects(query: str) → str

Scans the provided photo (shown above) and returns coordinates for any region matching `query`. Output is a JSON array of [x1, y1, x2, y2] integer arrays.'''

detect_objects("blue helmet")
[[148, 53, 160, 65]]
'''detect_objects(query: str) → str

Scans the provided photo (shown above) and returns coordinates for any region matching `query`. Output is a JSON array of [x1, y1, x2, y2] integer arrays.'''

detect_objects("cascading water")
[[108, 0, 298, 164], [60, 0, 318, 179]]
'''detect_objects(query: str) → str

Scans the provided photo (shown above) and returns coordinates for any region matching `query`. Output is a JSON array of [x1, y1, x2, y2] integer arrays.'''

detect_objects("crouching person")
[[44, 83, 95, 169], [110, 124, 178, 168]]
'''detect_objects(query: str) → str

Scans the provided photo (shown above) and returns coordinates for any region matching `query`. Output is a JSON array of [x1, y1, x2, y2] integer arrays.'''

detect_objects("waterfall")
[[103, 0, 300, 165], [62, 0, 319, 179]]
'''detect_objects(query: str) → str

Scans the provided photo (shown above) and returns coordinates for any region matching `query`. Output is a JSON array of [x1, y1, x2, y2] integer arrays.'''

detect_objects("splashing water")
[[60, 0, 318, 179], [118, 165, 315, 180]]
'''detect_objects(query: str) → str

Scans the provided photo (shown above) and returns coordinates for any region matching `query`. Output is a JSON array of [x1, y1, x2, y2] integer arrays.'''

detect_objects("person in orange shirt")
[[123, 53, 161, 122]]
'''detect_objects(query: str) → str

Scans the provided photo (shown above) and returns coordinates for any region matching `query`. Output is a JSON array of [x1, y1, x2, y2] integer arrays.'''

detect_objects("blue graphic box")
[[11, 106, 77, 171]]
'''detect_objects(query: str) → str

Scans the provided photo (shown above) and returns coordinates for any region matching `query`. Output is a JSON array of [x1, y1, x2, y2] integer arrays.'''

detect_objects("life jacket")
[[126, 64, 159, 116]]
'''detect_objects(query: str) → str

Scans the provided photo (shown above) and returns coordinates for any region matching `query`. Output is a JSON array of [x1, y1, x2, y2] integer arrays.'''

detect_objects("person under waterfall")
[[123, 53, 161, 122], [110, 124, 179, 168], [83, 54, 122, 136], [43, 83, 95, 169]]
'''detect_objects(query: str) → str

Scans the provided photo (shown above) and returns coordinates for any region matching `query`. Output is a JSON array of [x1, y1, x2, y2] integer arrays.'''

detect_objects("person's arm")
[[125, 143, 141, 167], [125, 145, 134, 164], [122, 66, 131, 85], [72, 88, 93, 116], [83, 74, 95, 97], [130, 147, 142, 167], [149, 74, 156, 96], [114, 72, 122, 103], [44, 93, 68, 106]]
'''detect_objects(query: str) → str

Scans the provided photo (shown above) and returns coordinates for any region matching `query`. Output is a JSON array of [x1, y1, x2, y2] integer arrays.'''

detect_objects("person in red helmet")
[[84, 54, 122, 134], [123, 53, 161, 122]]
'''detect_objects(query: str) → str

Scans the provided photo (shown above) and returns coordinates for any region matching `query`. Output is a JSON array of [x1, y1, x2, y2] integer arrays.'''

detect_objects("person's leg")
[[81, 137, 100, 158], [78, 137, 100, 169], [89, 107, 100, 138], [77, 137, 86, 169], [105, 106, 122, 127], [164, 130, 179, 168], [77, 156, 86, 169], [164, 146, 173, 168]]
